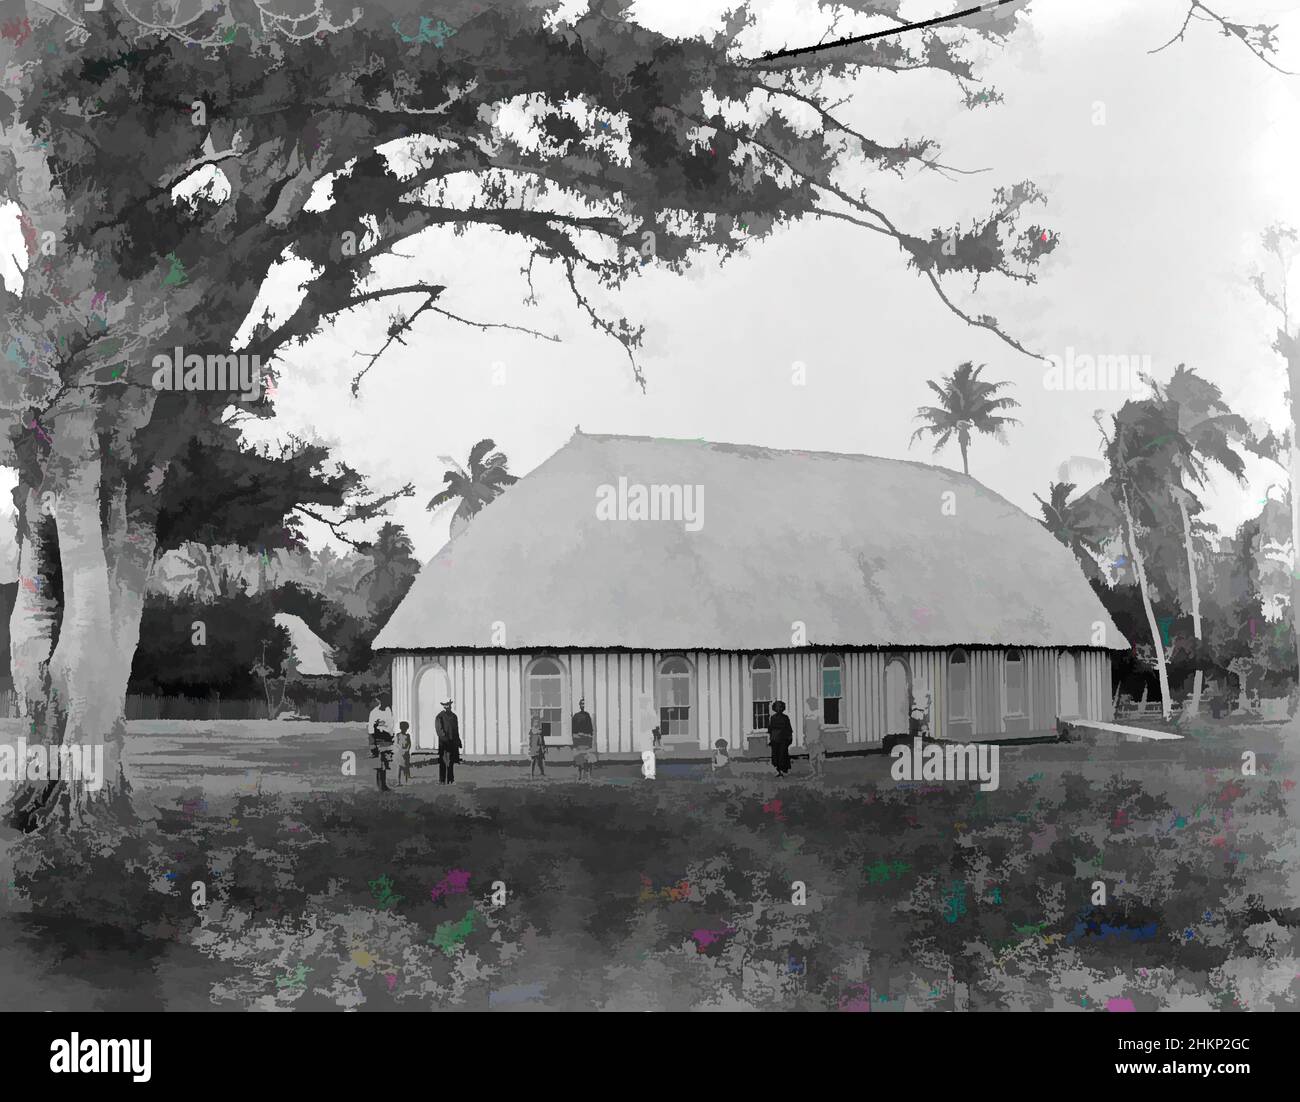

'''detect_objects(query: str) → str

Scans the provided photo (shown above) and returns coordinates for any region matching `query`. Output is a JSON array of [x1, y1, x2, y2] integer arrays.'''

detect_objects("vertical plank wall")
[[391, 655, 414, 736], [389, 647, 1117, 755]]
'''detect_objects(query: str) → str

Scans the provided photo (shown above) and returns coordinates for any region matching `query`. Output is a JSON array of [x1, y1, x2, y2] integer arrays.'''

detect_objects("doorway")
[[884, 657, 912, 737]]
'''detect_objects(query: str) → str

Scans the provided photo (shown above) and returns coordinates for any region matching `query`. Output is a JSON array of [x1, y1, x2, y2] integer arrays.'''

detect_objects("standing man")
[[436, 699, 462, 784]]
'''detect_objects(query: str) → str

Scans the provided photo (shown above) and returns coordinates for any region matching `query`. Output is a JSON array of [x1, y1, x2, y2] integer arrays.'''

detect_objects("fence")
[[2, 691, 369, 723]]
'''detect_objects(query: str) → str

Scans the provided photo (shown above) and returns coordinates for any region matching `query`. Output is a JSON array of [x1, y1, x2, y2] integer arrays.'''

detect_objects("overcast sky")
[[3, 0, 1299, 574]]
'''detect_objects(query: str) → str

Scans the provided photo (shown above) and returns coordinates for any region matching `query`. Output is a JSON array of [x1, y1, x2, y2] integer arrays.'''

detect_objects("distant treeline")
[[129, 581, 402, 703]]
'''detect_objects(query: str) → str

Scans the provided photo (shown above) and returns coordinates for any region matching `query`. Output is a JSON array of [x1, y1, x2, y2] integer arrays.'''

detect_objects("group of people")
[[529, 697, 597, 778], [764, 697, 828, 779], [364, 693, 827, 788], [367, 696, 462, 791]]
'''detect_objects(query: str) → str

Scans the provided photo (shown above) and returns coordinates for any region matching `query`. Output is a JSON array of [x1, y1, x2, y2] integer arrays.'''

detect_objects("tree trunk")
[[9, 484, 58, 714], [6, 414, 147, 830], [103, 485, 158, 786], [1175, 493, 1203, 717], [1119, 488, 1173, 720], [3, 484, 58, 815]]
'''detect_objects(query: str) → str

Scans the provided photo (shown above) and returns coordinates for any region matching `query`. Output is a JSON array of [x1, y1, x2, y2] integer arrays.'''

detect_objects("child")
[[652, 725, 663, 750], [395, 721, 412, 786], [803, 695, 826, 780], [528, 715, 546, 778], [574, 748, 592, 780], [711, 738, 731, 776]]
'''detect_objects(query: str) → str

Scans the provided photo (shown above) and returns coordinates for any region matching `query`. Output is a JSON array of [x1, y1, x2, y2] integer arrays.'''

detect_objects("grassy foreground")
[[0, 721, 1297, 1010]]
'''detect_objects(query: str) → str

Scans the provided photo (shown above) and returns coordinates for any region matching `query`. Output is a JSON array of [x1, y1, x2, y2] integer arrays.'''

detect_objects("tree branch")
[[746, 1, 1019, 64], [561, 258, 645, 391], [348, 287, 446, 397], [1150, 1, 1295, 74]]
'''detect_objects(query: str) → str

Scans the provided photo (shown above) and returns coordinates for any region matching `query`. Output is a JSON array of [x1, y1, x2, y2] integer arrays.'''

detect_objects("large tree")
[[1144, 364, 1254, 715], [1250, 225, 1300, 693], [1153, 6, 1300, 693], [1095, 400, 1195, 719], [0, 0, 1051, 827]]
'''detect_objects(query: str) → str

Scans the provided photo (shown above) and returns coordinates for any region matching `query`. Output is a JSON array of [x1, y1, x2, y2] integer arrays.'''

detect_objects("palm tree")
[[427, 439, 520, 539], [909, 361, 1021, 476], [1099, 403, 1191, 720], [1146, 365, 1252, 715], [1033, 481, 1106, 581]]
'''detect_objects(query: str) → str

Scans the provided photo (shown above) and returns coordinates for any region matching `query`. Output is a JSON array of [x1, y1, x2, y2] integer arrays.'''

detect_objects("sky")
[[3, 0, 1299, 573]]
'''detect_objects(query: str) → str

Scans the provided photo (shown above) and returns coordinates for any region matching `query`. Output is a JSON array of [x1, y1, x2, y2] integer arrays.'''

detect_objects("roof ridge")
[[574, 430, 982, 472]]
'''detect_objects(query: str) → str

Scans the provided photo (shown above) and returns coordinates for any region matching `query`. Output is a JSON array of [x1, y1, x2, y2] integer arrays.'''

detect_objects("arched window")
[[751, 655, 774, 730], [527, 657, 565, 741], [949, 649, 970, 720], [1005, 649, 1025, 716], [657, 656, 693, 741], [822, 654, 843, 725]]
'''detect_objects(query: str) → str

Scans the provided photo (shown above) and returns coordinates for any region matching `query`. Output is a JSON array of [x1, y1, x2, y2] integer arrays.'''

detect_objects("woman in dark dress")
[[767, 700, 793, 776]]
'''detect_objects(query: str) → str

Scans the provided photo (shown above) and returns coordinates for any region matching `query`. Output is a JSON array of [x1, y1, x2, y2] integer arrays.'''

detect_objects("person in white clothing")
[[367, 696, 394, 734]]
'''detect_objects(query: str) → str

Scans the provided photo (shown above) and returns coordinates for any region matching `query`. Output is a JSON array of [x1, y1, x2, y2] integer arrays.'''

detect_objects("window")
[[822, 654, 843, 725], [658, 656, 693, 740], [1005, 649, 1025, 716], [527, 657, 564, 740], [949, 649, 970, 720], [751, 655, 774, 730]]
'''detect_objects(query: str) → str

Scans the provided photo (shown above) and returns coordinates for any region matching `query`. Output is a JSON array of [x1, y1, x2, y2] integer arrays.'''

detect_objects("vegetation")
[[909, 361, 1021, 476], [1035, 366, 1293, 713], [427, 440, 519, 540], [6, 729, 1294, 1011], [129, 523, 423, 706]]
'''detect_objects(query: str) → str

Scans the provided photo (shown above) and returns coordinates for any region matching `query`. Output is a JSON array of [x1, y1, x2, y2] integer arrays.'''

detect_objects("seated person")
[[711, 738, 731, 775], [369, 718, 394, 758]]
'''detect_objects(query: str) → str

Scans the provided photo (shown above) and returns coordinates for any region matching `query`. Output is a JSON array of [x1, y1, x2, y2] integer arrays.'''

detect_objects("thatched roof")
[[274, 613, 338, 676], [374, 432, 1127, 651]]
